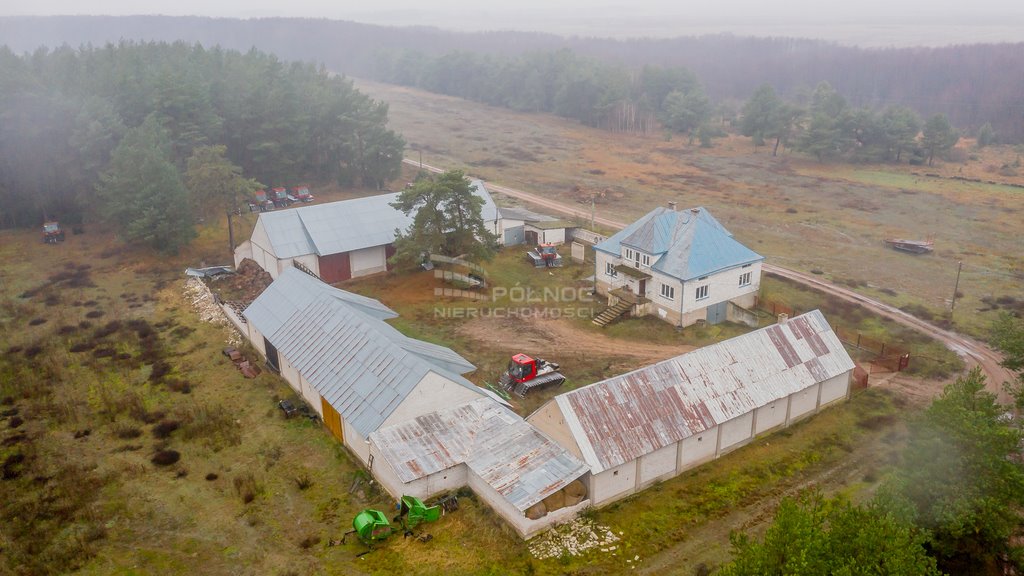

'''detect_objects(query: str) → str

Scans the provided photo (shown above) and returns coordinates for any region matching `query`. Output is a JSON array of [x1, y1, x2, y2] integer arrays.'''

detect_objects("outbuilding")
[[242, 267, 489, 464], [233, 193, 412, 283], [369, 397, 590, 538], [528, 310, 854, 507]]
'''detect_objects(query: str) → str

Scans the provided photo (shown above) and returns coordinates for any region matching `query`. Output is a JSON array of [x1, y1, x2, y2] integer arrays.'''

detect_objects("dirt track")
[[405, 157, 1014, 395]]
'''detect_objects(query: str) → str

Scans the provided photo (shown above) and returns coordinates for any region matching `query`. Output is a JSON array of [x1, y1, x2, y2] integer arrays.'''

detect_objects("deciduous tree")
[[921, 114, 959, 166], [185, 145, 261, 254]]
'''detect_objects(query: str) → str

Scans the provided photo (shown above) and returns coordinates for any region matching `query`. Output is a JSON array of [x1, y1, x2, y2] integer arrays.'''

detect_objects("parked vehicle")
[[42, 221, 65, 243], [291, 186, 314, 202], [498, 353, 566, 397]]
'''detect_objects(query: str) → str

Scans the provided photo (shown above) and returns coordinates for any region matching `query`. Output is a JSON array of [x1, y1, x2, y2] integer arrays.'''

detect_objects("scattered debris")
[[528, 518, 620, 560], [183, 277, 241, 346]]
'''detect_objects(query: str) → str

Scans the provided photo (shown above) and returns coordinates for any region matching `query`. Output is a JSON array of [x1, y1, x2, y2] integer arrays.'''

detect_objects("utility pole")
[[590, 195, 595, 230], [418, 150, 423, 170], [950, 260, 963, 316]]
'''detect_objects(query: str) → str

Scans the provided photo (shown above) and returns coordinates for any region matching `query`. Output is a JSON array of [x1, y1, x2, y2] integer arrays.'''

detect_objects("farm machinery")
[[271, 187, 292, 208], [527, 243, 562, 268], [249, 190, 275, 212], [499, 353, 566, 397], [341, 495, 451, 552], [42, 221, 65, 243], [291, 186, 315, 203]]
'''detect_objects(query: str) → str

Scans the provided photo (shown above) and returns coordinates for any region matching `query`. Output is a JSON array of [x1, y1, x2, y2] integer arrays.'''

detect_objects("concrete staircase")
[[592, 300, 632, 327]]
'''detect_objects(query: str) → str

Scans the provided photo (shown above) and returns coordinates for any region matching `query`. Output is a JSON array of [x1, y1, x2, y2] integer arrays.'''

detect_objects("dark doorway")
[[319, 252, 351, 283], [264, 337, 280, 372]]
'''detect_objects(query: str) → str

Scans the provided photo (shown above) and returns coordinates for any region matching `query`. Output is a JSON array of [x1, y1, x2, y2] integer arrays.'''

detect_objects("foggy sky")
[[5, 0, 1024, 46]]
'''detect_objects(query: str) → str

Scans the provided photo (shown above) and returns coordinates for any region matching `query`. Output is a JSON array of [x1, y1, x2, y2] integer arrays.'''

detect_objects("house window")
[[641, 254, 650, 267], [606, 262, 618, 277], [695, 285, 709, 300], [739, 272, 751, 287], [660, 283, 675, 300]]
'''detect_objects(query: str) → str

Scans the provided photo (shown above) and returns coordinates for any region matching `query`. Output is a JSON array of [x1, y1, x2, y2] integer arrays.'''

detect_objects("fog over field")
[[6, 0, 1024, 46]]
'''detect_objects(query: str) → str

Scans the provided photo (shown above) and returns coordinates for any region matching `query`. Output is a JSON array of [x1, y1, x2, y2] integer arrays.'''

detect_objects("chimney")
[[778, 313, 788, 325], [690, 207, 700, 215], [667, 201, 677, 211]]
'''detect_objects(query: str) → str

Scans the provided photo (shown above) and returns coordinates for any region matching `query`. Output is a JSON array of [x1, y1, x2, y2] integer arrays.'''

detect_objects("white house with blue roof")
[[242, 267, 491, 464], [594, 204, 763, 327]]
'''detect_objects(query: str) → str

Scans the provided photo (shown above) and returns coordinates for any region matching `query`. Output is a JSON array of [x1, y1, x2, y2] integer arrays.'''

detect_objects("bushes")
[[233, 473, 261, 504], [152, 450, 180, 466]]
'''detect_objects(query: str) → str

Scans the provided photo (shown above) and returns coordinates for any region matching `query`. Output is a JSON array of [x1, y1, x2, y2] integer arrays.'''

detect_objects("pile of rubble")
[[528, 518, 621, 560], [183, 277, 241, 346], [215, 258, 272, 306]]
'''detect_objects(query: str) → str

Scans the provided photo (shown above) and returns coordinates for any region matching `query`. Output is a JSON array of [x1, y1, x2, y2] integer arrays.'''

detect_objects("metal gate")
[[504, 225, 525, 246], [318, 252, 351, 283], [707, 301, 728, 325]]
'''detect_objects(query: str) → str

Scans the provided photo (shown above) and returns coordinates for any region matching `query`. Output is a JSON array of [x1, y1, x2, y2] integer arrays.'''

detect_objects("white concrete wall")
[[754, 398, 788, 435], [679, 426, 718, 470], [382, 372, 484, 429], [591, 461, 637, 506], [233, 240, 253, 268], [681, 262, 761, 316], [350, 245, 387, 277], [246, 325, 267, 356], [345, 421, 370, 464], [526, 401, 585, 461], [639, 443, 678, 486], [368, 441, 469, 504], [468, 469, 590, 539], [293, 253, 320, 276], [819, 372, 850, 406], [718, 412, 754, 453], [788, 383, 820, 423], [539, 228, 566, 245], [594, 250, 627, 296]]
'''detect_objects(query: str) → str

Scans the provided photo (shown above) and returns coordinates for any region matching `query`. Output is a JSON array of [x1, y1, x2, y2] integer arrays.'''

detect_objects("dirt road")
[[404, 158, 1014, 392]]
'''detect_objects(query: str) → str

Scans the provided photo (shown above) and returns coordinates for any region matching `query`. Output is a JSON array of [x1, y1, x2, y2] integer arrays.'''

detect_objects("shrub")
[[205, 472, 218, 481], [233, 473, 260, 504], [28, 318, 47, 326], [85, 310, 105, 319], [152, 420, 180, 439], [151, 450, 180, 466], [294, 474, 314, 491], [298, 535, 321, 549], [69, 342, 96, 353]]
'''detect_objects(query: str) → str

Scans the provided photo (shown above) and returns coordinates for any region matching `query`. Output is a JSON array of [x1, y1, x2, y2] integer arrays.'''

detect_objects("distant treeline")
[[0, 41, 402, 230], [1, 16, 1022, 142], [371, 48, 712, 136]]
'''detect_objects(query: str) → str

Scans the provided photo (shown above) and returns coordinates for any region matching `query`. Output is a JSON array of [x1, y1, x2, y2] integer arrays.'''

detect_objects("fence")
[[756, 296, 910, 376], [569, 228, 607, 246]]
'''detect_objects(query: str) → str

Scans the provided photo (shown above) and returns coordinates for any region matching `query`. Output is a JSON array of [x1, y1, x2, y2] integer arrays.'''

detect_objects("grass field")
[[1, 212, 932, 575], [356, 79, 1024, 344], [2, 82, 999, 574]]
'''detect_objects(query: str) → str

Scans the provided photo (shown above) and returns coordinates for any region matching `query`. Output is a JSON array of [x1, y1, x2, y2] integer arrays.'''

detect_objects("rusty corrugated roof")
[[370, 397, 589, 512], [545, 310, 854, 473]]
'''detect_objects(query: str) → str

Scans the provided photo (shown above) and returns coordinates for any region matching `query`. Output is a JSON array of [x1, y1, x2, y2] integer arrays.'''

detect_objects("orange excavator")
[[498, 353, 566, 397]]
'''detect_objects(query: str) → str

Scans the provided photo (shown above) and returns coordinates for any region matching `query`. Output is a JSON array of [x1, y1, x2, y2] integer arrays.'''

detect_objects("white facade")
[[595, 247, 761, 327]]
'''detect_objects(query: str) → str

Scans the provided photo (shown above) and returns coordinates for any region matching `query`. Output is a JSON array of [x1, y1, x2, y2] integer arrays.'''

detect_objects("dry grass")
[[357, 79, 1023, 343]]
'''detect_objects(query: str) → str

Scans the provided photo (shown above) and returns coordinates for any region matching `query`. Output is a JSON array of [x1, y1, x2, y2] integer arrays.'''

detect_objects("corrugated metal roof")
[[471, 180, 499, 223], [498, 206, 557, 223], [594, 207, 763, 281], [543, 310, 855, 473], [371, 397, 589, 512], [243, 268, 481, 437], [256, 193, 413, 259]]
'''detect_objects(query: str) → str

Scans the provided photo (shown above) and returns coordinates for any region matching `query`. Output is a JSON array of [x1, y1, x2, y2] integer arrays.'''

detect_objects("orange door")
[[321, 396, 344, 442]]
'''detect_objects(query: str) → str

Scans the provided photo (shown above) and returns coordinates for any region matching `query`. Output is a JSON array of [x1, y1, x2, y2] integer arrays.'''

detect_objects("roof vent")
[[667, 201, 677, 211], [690, 208, 700, 215], [778, 313, 789, 325]]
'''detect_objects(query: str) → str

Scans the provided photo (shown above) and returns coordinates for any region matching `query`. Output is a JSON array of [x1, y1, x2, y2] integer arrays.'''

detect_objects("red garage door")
[[319, 252, 351, 283]]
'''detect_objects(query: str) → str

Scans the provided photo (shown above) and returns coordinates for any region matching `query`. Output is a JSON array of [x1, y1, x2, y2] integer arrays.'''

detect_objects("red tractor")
[[271, 187, 292, 208], [250, 190, 275, 212], [498, 353, 565, 397], [291, 186, 315, 203], [526, 243, 562, 268], [42, 221, 65, 243]]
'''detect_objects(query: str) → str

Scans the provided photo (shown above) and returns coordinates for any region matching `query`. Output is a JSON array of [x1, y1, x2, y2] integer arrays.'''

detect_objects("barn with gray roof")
[[528, 310, 854, 506], [242, 267, 488, 463]]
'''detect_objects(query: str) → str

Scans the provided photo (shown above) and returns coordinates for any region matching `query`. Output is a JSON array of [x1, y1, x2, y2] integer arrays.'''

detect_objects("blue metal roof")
[[243, 268, 480, 437], [595, 206, 763, 281], [470, 180, 499, 224]]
